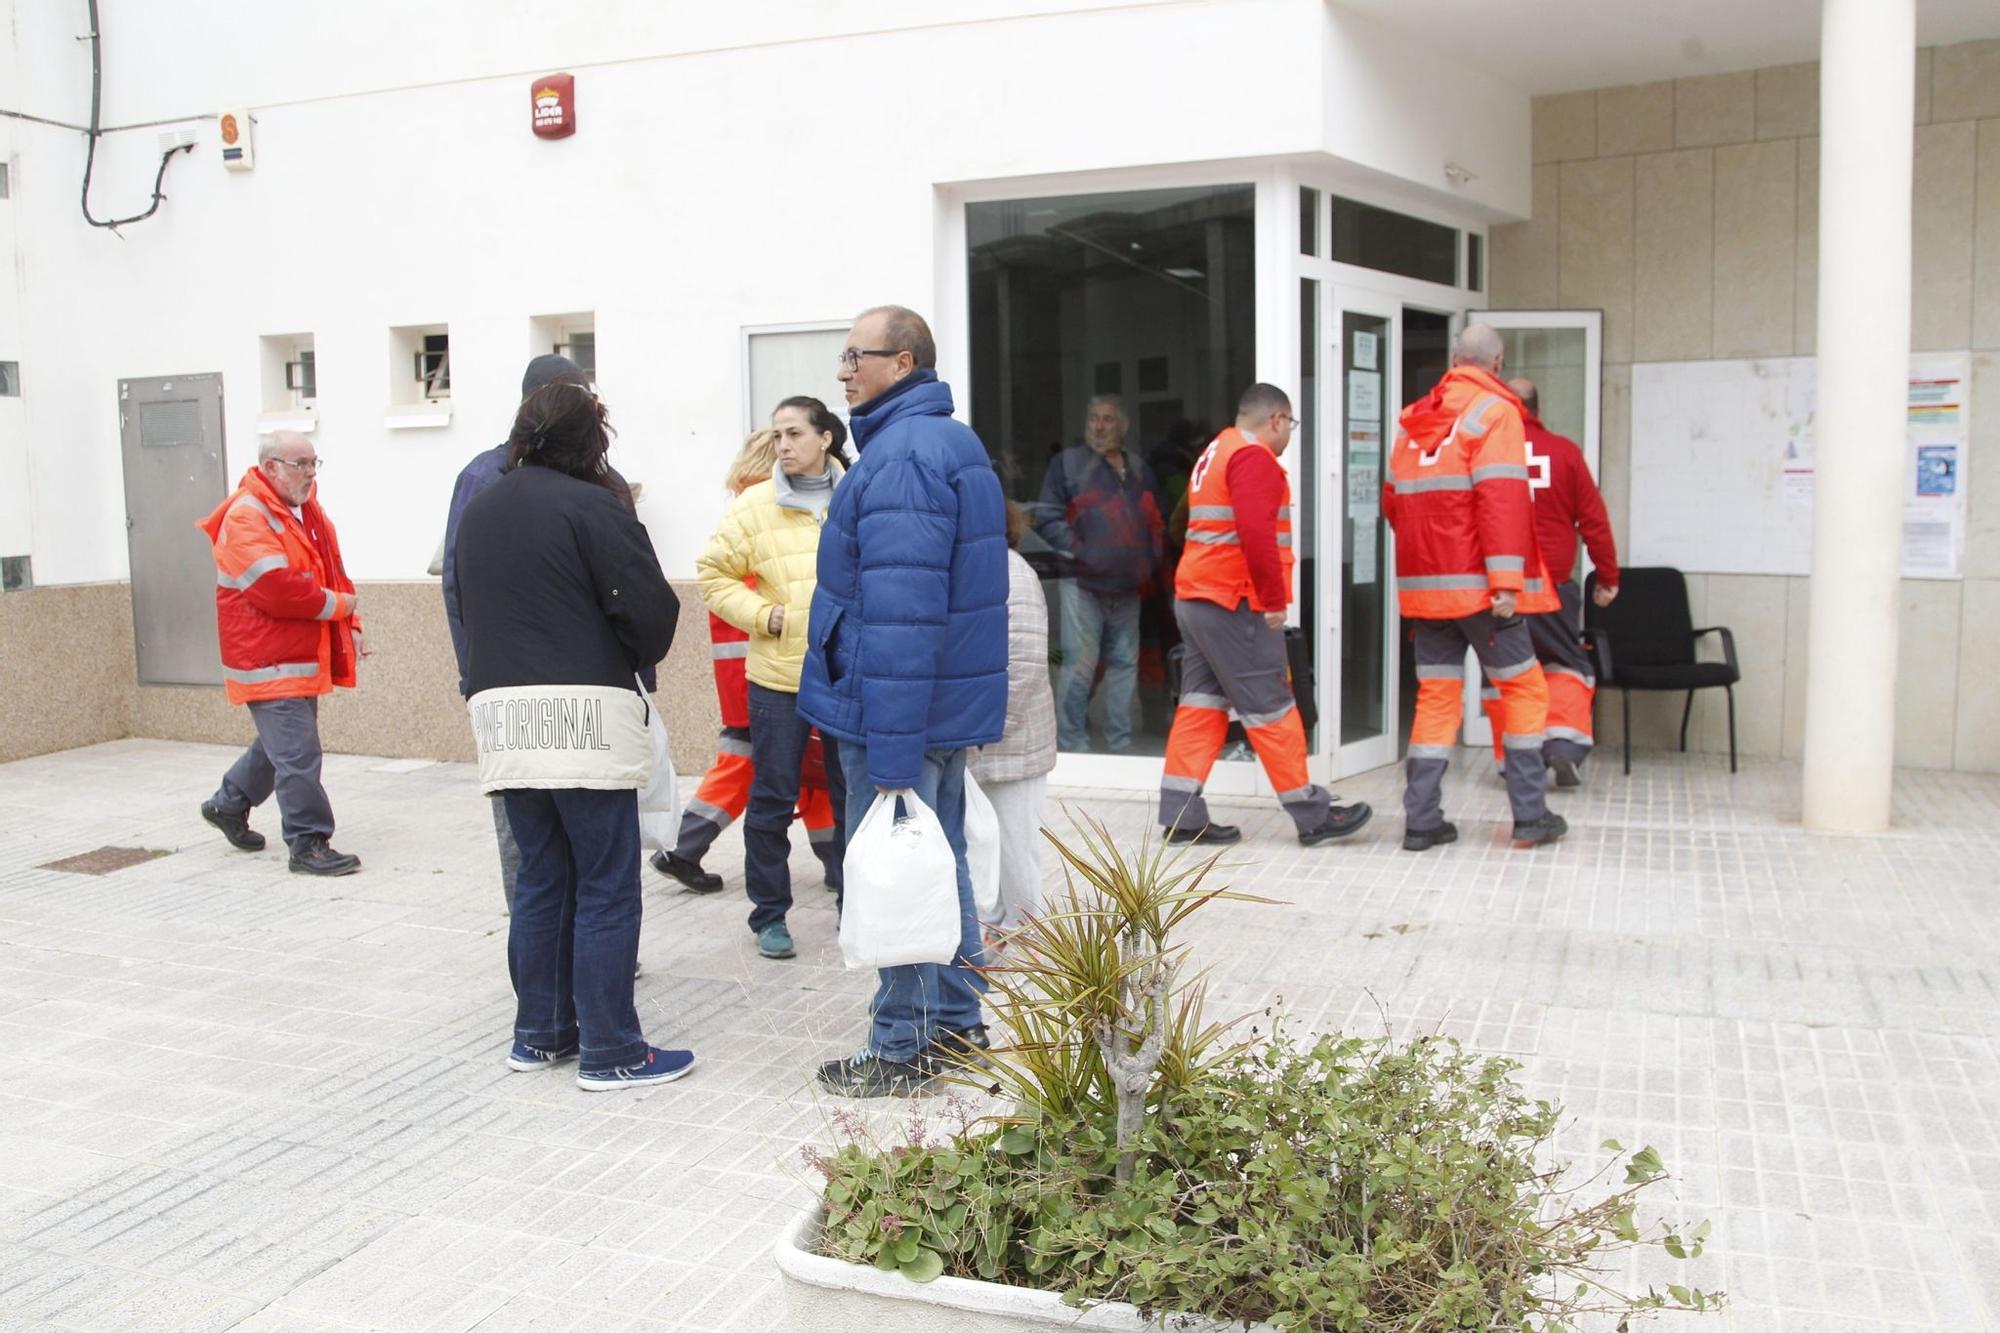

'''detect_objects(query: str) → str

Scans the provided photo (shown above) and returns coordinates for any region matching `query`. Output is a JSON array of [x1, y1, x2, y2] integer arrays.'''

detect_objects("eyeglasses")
[[1274, 414, 1300, 431], [836, 348, 902, 372], [272, 457, 322, 473]]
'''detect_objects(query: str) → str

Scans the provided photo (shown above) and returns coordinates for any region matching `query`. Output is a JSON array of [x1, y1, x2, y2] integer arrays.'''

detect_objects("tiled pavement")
[[0, 738, 1996, 1332]]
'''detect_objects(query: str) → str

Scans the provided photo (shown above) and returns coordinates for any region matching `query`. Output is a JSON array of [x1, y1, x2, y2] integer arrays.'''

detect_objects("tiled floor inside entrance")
[[0, 739, 1995, 1331]]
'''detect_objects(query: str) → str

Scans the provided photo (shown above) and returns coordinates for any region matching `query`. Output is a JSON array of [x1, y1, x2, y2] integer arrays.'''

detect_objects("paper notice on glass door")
[[1346, 370, 1381, 425]]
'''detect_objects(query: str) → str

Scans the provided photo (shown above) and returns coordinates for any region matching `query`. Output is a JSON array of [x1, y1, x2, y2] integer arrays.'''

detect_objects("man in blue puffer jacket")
[[799, 304, 1008, 1098]]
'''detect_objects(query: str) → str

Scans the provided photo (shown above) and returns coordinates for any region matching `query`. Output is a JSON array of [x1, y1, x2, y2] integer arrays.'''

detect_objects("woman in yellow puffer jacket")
[[696, 397, 848, 962]]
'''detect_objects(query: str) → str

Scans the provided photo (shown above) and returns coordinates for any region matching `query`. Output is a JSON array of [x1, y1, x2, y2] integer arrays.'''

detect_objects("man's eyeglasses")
[[836, 348, 902, 372], [1275, 414, 1301, 432], [272, 457, 322, 474]]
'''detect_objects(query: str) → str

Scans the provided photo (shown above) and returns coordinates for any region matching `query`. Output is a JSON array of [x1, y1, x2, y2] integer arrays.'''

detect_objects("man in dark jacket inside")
[[1035, 395, 1165, 753], [799, 304, 1009, 1098]]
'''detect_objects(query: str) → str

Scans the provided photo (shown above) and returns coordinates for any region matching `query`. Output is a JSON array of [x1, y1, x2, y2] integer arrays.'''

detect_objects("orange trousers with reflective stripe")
[[1481, 582, 1595, 766], [1160, 598, 1329, 836], [676, 731, 835, 863]]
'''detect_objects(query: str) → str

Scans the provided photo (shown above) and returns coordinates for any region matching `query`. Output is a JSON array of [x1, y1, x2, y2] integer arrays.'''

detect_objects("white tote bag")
[[963, 770, 1003, 926], [839, 789, 960, 969], [635, 680, 680, 853]]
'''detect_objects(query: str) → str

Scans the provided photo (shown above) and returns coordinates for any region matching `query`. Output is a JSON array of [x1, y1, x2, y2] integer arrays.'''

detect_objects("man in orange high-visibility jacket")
[[196, 431, 364, 876], [1157, 383, 1372, 847], [1383, 324, 1568, 852]]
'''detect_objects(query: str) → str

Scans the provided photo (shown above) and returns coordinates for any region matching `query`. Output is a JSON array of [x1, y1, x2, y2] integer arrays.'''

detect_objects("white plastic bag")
[[963, 770, 1002, 926], [839, 789, 960, 969], [635, 680, 679, 853]]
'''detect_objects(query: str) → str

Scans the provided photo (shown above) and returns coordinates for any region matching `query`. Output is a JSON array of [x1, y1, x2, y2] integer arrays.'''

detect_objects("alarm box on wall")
[[217, 108, 254, 171]]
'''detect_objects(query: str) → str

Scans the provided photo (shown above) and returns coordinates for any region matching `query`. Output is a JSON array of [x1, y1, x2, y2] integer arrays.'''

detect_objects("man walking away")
[[1383, 324, 1567, 851], [1475, 377, 1619, 789], [799, 304, 1009, 1098], [1157, 384, 1371, 848], [197, 431, 364, 875]]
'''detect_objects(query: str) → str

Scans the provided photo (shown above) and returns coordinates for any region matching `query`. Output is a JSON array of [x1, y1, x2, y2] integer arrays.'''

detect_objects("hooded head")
[[521, 353, 589, 401]]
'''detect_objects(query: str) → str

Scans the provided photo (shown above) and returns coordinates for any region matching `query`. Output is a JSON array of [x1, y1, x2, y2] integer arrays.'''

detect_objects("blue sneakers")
[[576, 1046, 697, 1092], [757, 921, 796, 960], [506, 1038, 579, 1072]]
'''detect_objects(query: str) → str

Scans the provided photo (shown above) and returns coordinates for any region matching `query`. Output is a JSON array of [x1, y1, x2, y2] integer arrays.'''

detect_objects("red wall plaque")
[[532, 73, 576, 140]]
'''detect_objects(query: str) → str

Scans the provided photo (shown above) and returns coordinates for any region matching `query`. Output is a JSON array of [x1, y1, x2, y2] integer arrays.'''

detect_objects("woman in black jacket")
[[456, 382, 693, 1091]]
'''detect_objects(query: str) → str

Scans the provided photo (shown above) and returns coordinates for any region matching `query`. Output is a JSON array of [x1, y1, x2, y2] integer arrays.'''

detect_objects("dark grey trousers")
[[213, 696, 335, 852], [490, 794, 521, 914]]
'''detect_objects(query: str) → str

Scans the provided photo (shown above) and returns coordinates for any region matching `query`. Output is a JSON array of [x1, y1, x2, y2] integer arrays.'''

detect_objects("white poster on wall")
[[1629, 351, 1973, 579]]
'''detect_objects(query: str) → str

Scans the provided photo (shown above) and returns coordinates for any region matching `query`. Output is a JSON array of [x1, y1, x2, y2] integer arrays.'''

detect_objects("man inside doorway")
[[1157, 383, 1371, 847], [197, 430, 365, 876], [1035, 394, 1165, 753]]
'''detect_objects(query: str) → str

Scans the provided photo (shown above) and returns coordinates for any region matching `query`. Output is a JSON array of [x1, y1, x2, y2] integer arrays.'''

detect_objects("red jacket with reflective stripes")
[[1522, 413, 1619, 590], [1383, 367, 1557, 620], [197, 467, 359, 705]]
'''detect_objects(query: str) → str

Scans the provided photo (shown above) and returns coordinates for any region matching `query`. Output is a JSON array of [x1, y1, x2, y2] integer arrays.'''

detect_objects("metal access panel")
[[119, 373, 228, 685]]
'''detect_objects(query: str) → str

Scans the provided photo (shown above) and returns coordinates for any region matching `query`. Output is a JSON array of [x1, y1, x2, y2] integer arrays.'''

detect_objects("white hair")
[[259, 430, 310, 464], [1452, 322, 1505, 371]]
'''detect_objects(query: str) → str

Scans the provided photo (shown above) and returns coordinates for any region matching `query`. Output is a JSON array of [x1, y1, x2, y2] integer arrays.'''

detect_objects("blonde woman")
[[697, 398, 849, 960], [651, 430, 842, 896]]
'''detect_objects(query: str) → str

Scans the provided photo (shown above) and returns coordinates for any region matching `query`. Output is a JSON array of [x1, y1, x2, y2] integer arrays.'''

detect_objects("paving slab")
[[0, 738, 1995, 1330]]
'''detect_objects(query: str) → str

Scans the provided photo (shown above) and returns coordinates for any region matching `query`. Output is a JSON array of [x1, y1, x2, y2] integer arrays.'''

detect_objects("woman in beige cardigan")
[[971, 502, 1058, 944]]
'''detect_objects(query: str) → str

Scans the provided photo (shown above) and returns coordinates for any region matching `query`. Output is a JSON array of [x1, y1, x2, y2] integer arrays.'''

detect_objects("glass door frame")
[[934, 159, 1491, 794]]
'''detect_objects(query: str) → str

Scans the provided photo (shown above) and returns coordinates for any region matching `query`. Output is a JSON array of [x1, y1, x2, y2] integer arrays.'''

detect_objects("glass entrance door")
[[1322, 287, 1401, 775]]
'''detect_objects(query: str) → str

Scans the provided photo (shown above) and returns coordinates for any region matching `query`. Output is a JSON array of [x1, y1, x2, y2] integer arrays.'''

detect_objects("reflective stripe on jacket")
[[196, 467, 359, 706], [1383, 367, 1557, 620], [1174, 428, 1295, 612]]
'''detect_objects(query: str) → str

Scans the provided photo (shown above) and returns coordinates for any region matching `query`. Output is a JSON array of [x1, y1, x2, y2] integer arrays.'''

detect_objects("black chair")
[[1583, 567, 1739, 774]]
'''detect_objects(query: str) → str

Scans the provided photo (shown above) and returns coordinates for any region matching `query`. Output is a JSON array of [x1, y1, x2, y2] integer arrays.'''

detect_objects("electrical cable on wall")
[[78, 0, 194, 231]]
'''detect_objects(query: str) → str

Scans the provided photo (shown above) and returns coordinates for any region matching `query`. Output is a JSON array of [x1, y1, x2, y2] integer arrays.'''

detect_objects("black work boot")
[[1163, 822, 1241, 846], [200, 801, 266, 852], [289, 835, 361, 876], [1510, 813, 1569, 848], [1300, 801, 1373, 846], [1402, 820, 1459, 852], [650, 849, 722, 893]]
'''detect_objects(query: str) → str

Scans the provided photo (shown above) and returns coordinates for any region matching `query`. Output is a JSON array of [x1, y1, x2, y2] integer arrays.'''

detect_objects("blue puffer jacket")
[[798, 372, 1008, 790]]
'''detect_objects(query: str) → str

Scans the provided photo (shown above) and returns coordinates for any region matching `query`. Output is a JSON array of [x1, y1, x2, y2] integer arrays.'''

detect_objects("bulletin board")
[[1628, 352, 1971, 579]]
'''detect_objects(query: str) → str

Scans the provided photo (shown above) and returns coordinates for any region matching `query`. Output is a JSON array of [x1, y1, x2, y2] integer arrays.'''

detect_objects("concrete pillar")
[[1801, 0, 1914, 833]]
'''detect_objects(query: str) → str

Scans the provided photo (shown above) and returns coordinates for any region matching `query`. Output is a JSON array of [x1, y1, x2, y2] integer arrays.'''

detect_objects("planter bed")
[[775, 1207, 1277, 1333]]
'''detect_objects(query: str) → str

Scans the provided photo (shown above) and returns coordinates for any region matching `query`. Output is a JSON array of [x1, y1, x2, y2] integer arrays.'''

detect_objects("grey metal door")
[[120, 373, 227, 685]]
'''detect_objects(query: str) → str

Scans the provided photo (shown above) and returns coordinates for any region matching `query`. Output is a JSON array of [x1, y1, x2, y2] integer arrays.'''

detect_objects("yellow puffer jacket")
[[695, 461, 842, 694]]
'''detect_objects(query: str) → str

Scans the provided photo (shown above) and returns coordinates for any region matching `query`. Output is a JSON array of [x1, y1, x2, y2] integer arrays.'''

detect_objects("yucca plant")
[[962, 813, 1271, 1179]]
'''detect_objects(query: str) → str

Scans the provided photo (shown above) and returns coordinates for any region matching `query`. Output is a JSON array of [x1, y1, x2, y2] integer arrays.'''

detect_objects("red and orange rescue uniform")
[[197, 467, 360, 705], [1476, 413, 1621, 766], [678, 581, 834, 860], [1383, 367, 1555, 777], [1159, 427, 1327, 829]]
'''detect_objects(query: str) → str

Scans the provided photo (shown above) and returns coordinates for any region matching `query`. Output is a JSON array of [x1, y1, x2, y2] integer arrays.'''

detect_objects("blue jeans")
[[837, 741, 986, 1063], [745, 683, 848, 933], [503, 787, 647, 1072], [1059, 584, 1141, 752]]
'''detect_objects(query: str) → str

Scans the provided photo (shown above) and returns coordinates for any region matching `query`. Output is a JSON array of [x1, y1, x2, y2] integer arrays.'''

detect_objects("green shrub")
[[808, 819, 1721, 1329], [812, 1028, 1719, 1330]]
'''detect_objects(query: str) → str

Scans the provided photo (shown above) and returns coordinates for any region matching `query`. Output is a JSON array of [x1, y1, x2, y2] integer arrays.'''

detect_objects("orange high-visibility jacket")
[[1174, 428, 1295, 612], [197, 467, 360, 705], [1382, 367, 1557, 621]]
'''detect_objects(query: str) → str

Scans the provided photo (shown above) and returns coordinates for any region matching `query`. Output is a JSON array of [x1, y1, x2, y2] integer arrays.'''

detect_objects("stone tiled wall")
[[0, 581, 722, 775], [1493, 39, 2000, 772]]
